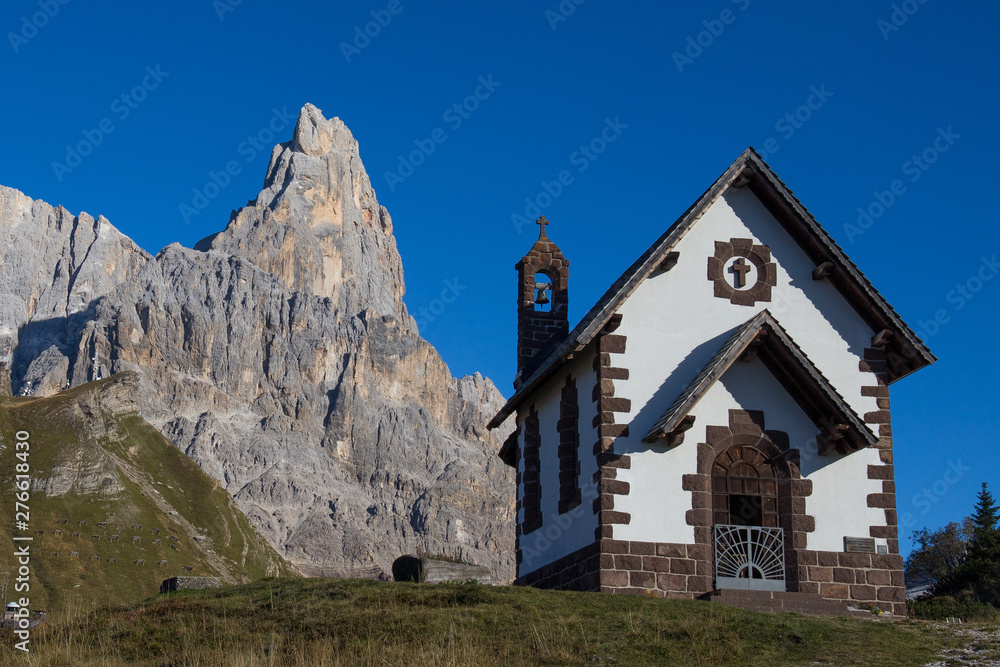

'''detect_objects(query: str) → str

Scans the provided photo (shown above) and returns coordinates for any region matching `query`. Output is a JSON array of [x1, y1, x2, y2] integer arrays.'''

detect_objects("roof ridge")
[[489, 149, 934, 430]]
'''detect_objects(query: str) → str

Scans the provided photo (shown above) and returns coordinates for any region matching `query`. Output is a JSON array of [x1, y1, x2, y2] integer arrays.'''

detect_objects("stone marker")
[[160, 577, 221, 594], [391, 555, 492, 585]]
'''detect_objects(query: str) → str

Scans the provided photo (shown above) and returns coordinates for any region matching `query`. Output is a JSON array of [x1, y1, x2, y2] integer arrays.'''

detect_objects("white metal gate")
[[714, 524, 785, 592]]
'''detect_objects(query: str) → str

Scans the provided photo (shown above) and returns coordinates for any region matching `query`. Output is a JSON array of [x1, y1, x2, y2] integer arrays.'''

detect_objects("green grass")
[[0, 578, 991, 666], [0, 377, 296, 617], [0, 378, 992, 664]]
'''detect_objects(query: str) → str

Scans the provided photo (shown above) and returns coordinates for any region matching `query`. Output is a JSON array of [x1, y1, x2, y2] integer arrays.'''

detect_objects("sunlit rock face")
[[0, 104, 515, 581]]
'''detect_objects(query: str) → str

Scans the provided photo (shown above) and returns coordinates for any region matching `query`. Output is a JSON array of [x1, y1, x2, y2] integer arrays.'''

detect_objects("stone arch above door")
[[681, 409, 816, 589], [712, 445, 780, 528]]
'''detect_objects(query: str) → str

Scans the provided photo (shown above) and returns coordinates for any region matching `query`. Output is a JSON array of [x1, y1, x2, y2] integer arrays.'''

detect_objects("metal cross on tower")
[[536, 216, 549, 238]]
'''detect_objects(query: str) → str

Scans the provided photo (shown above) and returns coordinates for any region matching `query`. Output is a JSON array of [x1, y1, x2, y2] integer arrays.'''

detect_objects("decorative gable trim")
[[642, 311, 878, 453], [489, 149, 935, 431], [707, 238, 777, 306]]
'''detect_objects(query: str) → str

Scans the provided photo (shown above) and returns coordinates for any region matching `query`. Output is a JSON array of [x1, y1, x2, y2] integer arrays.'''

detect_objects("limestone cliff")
[[0, 105, 515, 580]]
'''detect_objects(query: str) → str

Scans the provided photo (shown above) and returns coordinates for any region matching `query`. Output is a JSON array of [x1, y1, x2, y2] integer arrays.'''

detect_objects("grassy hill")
[[0, 578, 992, 666], [0, 374, 296, 617]]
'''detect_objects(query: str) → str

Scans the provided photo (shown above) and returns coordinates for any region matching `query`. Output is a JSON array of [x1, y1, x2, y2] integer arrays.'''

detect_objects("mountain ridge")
[[0, 104, 515, 581]]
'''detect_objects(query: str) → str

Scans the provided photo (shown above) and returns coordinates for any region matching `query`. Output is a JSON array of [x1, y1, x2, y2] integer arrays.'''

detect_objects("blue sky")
[[1, 1, 998, 554]]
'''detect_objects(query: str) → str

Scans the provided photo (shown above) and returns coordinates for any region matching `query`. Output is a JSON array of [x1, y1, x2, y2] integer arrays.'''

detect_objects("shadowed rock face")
[[0, 104, 515, 580]]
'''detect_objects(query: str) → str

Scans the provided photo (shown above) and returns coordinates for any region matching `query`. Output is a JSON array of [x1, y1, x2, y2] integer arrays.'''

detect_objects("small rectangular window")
[[523, 408, 542, 534], [558, 376, 581, 514]]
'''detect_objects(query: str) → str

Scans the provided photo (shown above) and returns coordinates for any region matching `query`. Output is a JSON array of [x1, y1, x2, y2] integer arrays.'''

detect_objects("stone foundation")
[[518, 541, 906, 616], [596, 539, 710, 598], [797, 550, 906, 616], [516, 543, 600, 591]]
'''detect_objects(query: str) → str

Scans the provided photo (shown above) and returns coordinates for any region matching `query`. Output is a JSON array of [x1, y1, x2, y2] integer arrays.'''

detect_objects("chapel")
[[489, 148, 935, 616]]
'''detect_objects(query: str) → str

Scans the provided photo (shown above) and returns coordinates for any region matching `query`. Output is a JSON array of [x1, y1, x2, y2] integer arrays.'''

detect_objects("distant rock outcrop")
[[0, 104, 515, 581], [392, 554, 493, 585]]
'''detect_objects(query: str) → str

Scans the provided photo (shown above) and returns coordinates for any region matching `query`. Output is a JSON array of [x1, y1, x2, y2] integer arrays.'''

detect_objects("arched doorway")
[[712, 445, 785, 591], [712, 446, 779, 528]]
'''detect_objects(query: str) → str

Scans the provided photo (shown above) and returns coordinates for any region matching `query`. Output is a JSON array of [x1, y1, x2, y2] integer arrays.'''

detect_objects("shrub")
[[908, 595, 1000, 621]]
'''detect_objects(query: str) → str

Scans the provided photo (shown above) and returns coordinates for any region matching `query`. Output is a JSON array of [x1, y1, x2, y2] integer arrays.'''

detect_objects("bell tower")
[[515, 216, 569, 388]]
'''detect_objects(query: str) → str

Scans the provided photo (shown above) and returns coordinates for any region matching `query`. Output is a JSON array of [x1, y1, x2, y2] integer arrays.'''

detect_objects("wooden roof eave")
[[642, 312, 878, 453]]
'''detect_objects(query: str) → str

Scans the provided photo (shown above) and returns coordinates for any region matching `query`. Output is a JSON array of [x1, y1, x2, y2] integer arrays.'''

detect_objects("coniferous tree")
[[935, 482, 1000, 604], [969, 482, 1000, 561]]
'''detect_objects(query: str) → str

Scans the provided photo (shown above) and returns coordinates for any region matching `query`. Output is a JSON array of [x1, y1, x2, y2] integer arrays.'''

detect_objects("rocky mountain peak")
[[291, 103, 352, 156], [0, 107, 515, 581], [202, 104, 411, 325]]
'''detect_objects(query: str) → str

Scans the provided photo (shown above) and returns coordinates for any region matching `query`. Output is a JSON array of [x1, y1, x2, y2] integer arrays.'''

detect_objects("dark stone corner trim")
[[591, 314, 631, 539]]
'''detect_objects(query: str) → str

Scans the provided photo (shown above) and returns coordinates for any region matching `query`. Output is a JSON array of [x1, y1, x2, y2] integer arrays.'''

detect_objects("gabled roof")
[[488, 148, 935, 430], [642, 310, 878, 454]]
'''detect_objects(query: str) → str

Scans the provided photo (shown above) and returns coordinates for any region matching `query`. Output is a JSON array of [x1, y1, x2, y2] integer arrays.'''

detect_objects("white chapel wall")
[[605, 186, 889, 547], [516, 350, 599, 572]]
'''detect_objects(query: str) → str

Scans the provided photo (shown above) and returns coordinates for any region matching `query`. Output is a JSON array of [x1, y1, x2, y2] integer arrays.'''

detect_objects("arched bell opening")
[[515, 217, 570, 380], [533, 272, 553, 312]]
